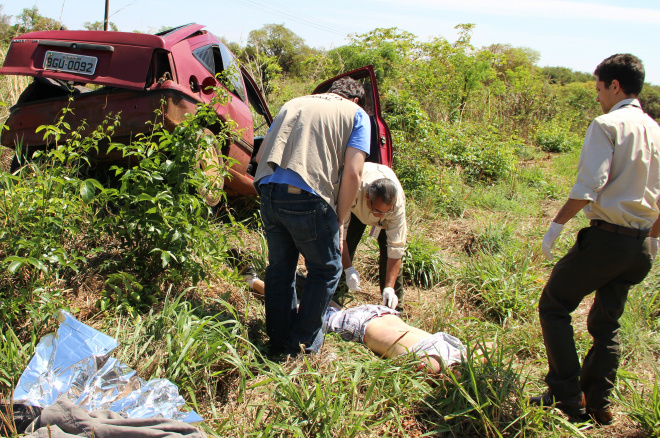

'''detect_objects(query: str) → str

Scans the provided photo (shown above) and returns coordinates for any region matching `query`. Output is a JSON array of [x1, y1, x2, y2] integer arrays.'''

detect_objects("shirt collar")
[[610, 98, 641, 113]]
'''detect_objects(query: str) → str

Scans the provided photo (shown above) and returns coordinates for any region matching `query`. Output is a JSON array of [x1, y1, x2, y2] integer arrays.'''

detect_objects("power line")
[[231, 0, 347, 37]]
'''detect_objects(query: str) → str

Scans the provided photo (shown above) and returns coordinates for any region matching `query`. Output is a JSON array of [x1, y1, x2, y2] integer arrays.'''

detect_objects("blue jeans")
[[259, 183, 342, 356]]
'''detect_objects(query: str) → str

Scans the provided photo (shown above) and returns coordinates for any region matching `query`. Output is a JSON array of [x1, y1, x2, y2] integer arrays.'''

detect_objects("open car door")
[[313, 65, 393, 167]]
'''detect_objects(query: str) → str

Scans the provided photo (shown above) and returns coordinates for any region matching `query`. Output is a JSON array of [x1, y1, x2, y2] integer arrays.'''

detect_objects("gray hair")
[[367, 178, 397, 205]]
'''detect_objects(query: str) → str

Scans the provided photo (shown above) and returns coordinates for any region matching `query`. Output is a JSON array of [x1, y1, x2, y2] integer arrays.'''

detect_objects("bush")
[[0, 94, 240, 321], [439, 124, 519, 183], [458, 247, 541, 324], [402, 235, 447, 288], [534, 121, 582, 153]]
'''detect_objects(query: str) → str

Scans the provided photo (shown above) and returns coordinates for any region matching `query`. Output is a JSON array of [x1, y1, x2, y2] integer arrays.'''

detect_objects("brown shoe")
[[529, 391, 586, 418], [587, 407, 613, 425]]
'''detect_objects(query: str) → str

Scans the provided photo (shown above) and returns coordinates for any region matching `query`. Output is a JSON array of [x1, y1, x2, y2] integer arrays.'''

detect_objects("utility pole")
[[104, 0, 109, 31]]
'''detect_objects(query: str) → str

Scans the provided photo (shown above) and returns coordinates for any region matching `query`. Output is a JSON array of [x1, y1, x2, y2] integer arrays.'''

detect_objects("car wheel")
[[197, 129, 225, 207]]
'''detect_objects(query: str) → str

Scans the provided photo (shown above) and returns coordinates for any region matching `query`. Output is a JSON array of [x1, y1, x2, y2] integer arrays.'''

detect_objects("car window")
[[217, 44, 246, 103], [192, 45, 216, 75], [243, 71, 270, 138], [192, 44, 247, 103]]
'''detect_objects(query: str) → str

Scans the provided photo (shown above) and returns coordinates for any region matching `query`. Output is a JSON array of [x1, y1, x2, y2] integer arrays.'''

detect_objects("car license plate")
[[43, 51, 97, 75]]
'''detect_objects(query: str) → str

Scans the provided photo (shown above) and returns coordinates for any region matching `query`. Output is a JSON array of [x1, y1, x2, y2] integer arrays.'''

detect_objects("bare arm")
[[336, 148, 366, 251], [384, 257, 402, 289], [553, 199, 590, 224], [341, 244, 353, 270]]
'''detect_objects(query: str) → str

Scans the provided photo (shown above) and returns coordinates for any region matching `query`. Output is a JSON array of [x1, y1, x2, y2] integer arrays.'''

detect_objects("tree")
[[541, 66, 594, 85], [406, 24, 495, 124], [0, 4, 12, 42], [84, 21, 119, 32], [488, 43, 540, 75], [14, 6, 64, 34], [639, 84, 660, 122], [246, 24, 313, 77], [324, 27, 415, 84]]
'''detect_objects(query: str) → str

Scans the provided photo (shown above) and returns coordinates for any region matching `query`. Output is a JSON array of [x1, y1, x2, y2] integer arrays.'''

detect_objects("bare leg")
[[363, 315, 444, 373]]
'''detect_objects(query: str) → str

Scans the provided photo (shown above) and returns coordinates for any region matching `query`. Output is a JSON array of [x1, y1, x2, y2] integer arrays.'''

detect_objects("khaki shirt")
[[254, 93, 361, 212], [344, 163, 407, 259], [569, 99, 660, 229]]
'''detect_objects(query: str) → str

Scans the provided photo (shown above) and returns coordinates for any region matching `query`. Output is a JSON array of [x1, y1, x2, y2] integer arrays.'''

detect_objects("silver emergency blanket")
[[13, 310, 203, 423]]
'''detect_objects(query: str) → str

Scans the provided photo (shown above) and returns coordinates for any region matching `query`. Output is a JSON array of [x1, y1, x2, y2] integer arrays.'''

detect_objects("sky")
[[3, 0, 659, 85]]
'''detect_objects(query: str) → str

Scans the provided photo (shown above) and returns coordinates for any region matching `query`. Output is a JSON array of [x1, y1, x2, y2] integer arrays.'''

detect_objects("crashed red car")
[[0, 23, 392, 202]]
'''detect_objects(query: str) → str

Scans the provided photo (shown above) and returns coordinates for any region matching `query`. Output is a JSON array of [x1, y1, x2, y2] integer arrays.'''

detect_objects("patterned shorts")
[[410, 332, 466, 368], [324, 304, 399, 343]]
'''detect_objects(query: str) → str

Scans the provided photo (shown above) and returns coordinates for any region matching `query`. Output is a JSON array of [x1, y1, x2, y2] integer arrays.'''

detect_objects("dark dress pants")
[[539, 226, 652, 409]]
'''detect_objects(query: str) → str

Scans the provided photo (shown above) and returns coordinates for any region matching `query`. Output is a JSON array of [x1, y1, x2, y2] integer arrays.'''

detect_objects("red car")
[[0, 23, 392, 202]]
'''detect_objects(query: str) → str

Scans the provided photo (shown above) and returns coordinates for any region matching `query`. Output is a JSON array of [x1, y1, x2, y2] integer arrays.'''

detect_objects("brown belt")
[[589, 220, 649, 238]]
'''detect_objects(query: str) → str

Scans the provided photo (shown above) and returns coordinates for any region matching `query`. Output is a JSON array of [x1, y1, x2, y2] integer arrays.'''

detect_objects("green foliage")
[[616, 372, 660, 436], [402, 235, 447, 288], [83, 21, 119, 31], [251, 355, 429, 437], [441, 124, 519, 183], [407, 25, 496, 125], [394, 151, 468, 218], [489, 43, 540, 74], [640, 83, 660, 121], [540, 66, 594, 85], [552, 81, 601, 131], [96, 102, 231, 285], [12, 6, 65, 35], [0, 324, 35, 391], [534, 120, 582, 153], [464, 221, 513, 255], [323, 27, 415, 85], [384, 89, 431, 140], [459, 247, 541, 324], [98, 272, 157, 317], [0, 109, 104, 324], [245, 24, 315, 78], [1, 90, 238, 320], [0, 5, 11, 43]]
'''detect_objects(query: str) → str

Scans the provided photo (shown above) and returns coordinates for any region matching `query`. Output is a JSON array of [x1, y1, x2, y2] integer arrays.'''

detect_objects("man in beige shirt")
[[342, 162, 407, 310], [531, 54, 660, 426]]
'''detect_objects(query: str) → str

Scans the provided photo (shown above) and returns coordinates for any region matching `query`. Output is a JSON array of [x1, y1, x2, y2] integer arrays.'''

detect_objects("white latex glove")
[[650, 237, 659, 262], [382, 287, 398, 309], [542, 222, 564, 261], [344, 266, 361, 291]]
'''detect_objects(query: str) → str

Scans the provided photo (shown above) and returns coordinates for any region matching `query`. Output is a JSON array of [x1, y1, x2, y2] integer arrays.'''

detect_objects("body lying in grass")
[[243, 273, 467, 374]]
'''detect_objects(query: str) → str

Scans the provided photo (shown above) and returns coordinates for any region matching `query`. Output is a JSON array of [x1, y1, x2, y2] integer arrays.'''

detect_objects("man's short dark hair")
[[367, 178, 397, 205], [327, 77, 366, 108], [594, 54, 645, 96]]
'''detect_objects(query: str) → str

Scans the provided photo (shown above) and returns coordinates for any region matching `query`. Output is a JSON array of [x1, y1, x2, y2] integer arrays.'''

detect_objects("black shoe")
[[239, 264, 257, 281], [529, 391, 586, 418], [226, 248, 256, 279], [0, 401, 42, 435], [586, 407, 613, 425]]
